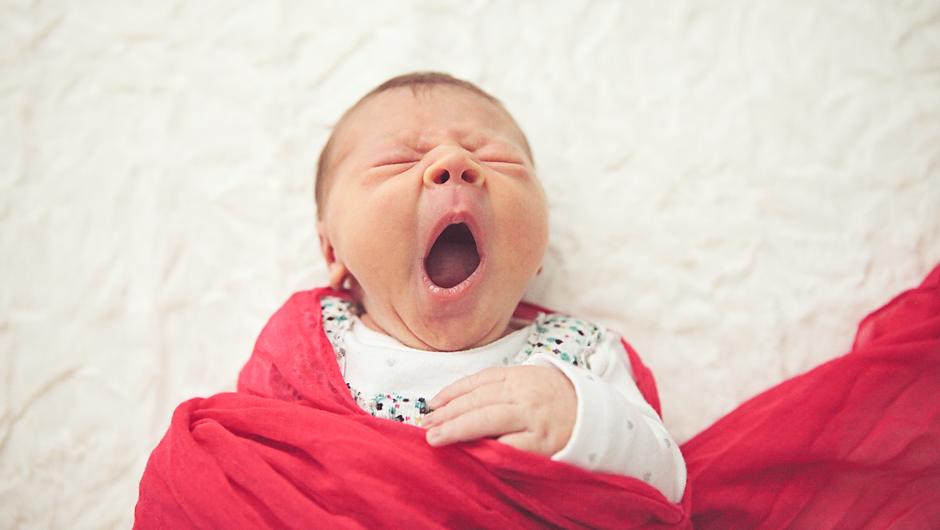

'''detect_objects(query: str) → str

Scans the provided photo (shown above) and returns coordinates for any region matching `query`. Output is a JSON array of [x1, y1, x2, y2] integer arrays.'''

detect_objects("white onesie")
[[320, 296, 687, 503]]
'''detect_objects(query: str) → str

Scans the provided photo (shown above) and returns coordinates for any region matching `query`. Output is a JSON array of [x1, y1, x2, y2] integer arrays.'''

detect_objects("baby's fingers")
[[425, 405, 525, 447], [429, 367, 509, 409], [423, 381, 513, 429]]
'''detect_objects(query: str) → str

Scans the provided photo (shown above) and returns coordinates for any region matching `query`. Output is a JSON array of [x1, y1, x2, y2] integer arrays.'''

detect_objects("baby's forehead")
[[339, 87, 530, 155]]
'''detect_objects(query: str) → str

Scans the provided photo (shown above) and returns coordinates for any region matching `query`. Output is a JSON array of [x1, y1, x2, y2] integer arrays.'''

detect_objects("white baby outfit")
[[320, 296, 687, 503]]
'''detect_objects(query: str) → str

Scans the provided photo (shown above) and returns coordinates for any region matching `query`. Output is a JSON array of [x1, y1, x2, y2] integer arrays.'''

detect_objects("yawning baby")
[[313, 72, 686, 503]]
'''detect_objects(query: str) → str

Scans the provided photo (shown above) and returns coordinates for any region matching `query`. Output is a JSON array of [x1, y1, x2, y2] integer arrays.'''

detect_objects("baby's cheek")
[[352, 202, 417, 262], [504, 211, 549, 270]]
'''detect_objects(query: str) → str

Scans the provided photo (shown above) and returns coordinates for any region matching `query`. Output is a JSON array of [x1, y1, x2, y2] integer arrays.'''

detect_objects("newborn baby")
[[314, 72, 686, 503], [138, 72, 940, 528]]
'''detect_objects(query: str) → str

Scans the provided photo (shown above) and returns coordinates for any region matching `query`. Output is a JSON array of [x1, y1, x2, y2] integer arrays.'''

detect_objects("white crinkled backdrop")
[[2, 1, 939, 527]]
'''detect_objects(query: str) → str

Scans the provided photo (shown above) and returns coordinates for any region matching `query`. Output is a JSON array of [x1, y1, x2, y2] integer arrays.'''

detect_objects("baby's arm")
[[532, 333, 686, 503], [423, 331, 686, 503]]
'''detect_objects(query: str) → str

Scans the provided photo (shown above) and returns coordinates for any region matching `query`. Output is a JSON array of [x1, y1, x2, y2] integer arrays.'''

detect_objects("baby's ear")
[[327, 262, 350, 291], [317, 221, 350, 290]]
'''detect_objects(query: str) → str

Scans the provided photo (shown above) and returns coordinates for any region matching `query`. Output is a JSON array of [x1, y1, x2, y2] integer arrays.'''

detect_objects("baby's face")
[[318, 86, 549, 351]]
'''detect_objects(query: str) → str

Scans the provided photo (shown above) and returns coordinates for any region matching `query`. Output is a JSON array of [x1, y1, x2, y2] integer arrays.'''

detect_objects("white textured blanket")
[[1, 1, 938, 528]]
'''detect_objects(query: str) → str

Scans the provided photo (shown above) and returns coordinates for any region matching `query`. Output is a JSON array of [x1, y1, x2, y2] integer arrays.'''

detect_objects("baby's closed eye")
[[474, 145, 528, 171], [375, 160, 420, 169], [475, 148, 524, 164], [368, 155, 421, 175], [366, 141, 424, 170], [480, 159, 529, 178]]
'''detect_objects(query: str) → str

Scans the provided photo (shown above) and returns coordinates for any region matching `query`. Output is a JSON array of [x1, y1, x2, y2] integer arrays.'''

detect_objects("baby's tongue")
[[425, 224, 480, 289]]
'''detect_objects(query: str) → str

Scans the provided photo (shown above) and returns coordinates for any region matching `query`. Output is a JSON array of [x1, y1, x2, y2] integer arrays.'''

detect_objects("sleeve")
[[523, 332, 687, 503]]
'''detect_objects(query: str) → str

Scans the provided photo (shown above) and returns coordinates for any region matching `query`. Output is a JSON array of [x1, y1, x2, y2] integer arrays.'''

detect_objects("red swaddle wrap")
[[135, 265, 940, 529], [134, 289, 690, 529]]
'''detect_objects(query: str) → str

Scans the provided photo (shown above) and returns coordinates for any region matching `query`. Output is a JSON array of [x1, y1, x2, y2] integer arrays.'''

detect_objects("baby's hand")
[[422, 365, 576, 457]]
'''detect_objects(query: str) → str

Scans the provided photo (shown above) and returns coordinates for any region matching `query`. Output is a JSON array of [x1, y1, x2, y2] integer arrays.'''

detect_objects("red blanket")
[[135, 265, 940, 529]]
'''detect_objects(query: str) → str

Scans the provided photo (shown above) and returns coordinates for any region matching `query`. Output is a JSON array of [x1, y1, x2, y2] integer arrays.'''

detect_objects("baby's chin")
[[359, 309, 512, 352], [420, 323, 511, 352]]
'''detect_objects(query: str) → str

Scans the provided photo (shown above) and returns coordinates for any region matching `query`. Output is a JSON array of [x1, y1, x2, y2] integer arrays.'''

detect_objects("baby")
[[314, 72, 686, 503]]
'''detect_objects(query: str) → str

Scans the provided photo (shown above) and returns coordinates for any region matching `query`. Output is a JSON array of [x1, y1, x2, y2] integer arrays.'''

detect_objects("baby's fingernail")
[[426, 427, 441, 444], [422, 412, 435, 428]]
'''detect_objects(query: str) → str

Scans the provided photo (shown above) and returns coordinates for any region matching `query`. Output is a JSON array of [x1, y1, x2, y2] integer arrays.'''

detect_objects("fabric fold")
[[683, 264, 940, 529]]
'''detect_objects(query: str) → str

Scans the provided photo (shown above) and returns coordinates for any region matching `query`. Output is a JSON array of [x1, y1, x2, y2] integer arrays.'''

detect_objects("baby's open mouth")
[[425, 223, 481, 289]]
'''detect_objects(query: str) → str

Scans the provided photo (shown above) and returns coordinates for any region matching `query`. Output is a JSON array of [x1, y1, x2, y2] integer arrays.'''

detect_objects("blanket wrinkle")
[[135, 265, 940, 529]]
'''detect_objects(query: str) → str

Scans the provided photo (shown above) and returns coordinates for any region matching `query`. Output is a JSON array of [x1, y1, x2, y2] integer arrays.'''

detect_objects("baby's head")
[[316, 73, 549, 352]]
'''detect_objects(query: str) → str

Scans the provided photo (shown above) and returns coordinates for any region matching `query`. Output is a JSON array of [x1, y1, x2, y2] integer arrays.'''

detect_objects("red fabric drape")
[[684, 264, 940, 529], [135, 265, 940, 529], [136, 289, 690, 529]]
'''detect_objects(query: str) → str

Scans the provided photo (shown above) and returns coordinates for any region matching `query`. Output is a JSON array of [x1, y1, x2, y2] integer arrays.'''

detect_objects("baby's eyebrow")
[[385, 130, 513, 153]]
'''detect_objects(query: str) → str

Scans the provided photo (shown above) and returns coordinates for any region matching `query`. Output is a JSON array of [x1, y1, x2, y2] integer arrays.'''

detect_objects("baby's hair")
[[314, 72, 532, 218]]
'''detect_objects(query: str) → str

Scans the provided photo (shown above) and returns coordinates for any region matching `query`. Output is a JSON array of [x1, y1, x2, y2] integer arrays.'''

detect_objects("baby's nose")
[[423, 150, 484, 188]]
